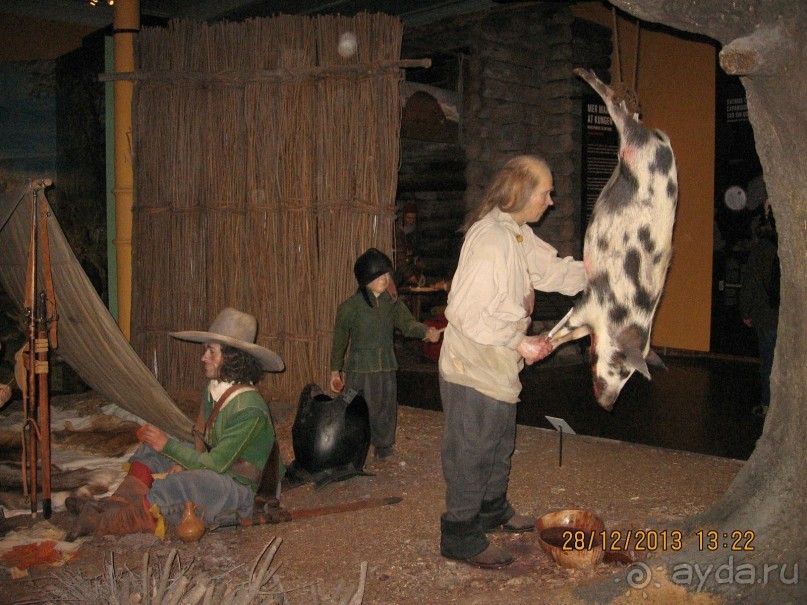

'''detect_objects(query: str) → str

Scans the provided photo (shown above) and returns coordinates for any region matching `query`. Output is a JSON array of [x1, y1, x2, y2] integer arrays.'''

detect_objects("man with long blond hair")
[[439, 155, 586, 568]]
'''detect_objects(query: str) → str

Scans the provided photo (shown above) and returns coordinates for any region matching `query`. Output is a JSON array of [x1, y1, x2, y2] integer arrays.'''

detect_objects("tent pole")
[[105, 35, 118, 320], [112, 0, 139, 340]]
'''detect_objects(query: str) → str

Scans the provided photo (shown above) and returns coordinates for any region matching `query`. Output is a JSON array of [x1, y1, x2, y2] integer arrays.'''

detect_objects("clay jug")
[[175, 501, 206, 543]]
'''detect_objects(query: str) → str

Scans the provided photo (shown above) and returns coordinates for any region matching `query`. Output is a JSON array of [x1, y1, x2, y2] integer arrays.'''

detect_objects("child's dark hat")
[[354, 248, 393, 306], [354, 248, 393, 287]]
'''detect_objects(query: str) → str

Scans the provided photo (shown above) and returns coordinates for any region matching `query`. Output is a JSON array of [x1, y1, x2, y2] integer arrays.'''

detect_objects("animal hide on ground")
[[0, 391, 139, 516]]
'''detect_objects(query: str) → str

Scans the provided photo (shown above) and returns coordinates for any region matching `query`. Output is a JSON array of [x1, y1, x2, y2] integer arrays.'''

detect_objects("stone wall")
[[396, 139, 466, 280], [402, 3, 611, 265]]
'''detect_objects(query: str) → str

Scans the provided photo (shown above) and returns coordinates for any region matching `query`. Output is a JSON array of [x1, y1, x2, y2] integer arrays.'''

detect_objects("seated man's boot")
[[107, 462, 153, 504], [67, 496, 157, 541], [66, 503, 100, 540], [64, 487, 95, 516], [96, 497, 157, 537]]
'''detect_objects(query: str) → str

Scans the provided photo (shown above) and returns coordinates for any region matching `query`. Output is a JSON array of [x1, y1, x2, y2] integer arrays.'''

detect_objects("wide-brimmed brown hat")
[[170, 307, 284, 372]]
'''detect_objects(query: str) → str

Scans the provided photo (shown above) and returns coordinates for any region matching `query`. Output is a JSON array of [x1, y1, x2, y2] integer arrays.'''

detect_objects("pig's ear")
[[616, 324, 652, 379], [645, 349, 667, 370], [624, 345, 652, 380]]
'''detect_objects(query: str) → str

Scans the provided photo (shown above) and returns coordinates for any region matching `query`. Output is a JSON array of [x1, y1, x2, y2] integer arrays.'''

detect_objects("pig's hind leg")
[[574, 68, 629, 118]]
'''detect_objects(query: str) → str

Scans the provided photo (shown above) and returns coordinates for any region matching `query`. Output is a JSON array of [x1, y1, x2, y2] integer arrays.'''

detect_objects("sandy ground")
[[0, 392, 743, 604]]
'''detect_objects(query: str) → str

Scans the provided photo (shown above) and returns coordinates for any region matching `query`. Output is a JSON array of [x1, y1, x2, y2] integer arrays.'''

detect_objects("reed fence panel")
[[131, 14, 404, 406]]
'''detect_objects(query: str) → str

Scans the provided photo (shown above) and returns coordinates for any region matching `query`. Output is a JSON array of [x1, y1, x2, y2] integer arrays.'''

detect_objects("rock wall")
[[396, 139, 466, 280], [402, 3, 611, 268]]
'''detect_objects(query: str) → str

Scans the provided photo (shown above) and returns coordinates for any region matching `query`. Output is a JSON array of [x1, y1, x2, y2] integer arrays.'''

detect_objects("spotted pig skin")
[[558, 68, 678, 410]]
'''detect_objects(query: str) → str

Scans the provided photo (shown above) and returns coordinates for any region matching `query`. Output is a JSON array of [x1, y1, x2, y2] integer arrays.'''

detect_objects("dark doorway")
[[711, 66, 764, 357]]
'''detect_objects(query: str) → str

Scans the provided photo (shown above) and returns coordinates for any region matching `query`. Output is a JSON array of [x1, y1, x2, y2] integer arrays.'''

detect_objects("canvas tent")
[[0, 181, 193, 441]]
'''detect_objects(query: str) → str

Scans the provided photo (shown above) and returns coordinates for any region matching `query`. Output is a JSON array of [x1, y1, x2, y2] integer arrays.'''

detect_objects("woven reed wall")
[[130, 15, 403, 405]]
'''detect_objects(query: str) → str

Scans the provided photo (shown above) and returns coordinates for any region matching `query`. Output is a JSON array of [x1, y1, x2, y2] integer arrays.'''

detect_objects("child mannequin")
[[330, 248, 440, 459]]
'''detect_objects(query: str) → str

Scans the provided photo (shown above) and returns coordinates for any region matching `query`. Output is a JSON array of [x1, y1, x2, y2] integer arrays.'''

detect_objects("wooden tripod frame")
[[21, 178, 58, 519]]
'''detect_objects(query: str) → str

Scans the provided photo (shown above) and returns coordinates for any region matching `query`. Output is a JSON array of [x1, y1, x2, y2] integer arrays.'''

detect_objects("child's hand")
[[330, 371, 344, 393], [423, 327, 443, 343]]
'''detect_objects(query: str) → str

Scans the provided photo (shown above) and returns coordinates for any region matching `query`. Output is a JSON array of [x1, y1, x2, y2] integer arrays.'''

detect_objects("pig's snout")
[[592, 357, 632, 411], [592, 374, 615, 411], [596, 389, 618, 412]]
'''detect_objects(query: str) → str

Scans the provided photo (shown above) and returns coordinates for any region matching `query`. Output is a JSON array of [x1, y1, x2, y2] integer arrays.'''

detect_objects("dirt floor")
[[0, 391, 743, 604]]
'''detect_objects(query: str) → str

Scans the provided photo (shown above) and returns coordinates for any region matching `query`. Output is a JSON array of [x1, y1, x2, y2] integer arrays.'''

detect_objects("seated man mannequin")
[[67, 307, 284, 540]]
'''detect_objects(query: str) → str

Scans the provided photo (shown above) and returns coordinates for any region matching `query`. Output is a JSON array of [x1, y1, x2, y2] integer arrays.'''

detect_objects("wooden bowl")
[[536, 509, 606, 569]]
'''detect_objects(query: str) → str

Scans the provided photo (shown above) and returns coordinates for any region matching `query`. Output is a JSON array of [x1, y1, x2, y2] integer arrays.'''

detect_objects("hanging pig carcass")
[[547, 68, 678, 410]]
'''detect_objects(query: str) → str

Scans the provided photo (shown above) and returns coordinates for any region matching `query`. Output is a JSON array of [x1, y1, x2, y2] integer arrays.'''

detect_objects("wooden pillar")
[[113, 0, 139, 340]]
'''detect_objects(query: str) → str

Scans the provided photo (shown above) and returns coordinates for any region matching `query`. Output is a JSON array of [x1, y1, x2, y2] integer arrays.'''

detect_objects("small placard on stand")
[[545, 416, 576, 467]]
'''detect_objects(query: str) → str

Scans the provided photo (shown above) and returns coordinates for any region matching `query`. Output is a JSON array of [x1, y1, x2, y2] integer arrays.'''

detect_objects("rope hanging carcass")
[[611, 6, 642, 116]]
